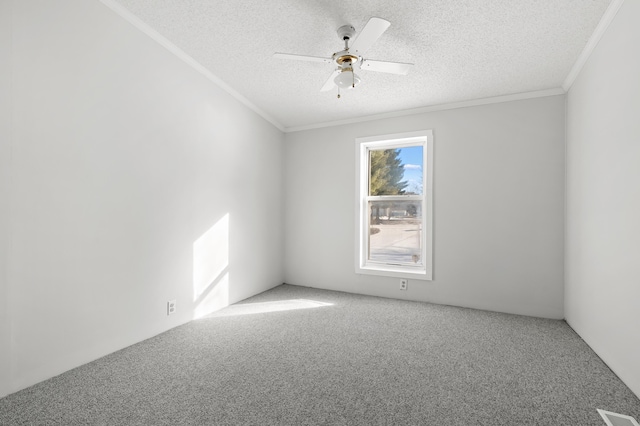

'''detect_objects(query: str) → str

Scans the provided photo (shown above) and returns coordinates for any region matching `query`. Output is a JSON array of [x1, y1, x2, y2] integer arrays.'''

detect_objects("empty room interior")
[[1, 0, 639, 424]]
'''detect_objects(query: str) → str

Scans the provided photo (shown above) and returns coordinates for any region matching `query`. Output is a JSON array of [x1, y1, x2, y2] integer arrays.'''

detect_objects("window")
[[355, 131, 433, 280]]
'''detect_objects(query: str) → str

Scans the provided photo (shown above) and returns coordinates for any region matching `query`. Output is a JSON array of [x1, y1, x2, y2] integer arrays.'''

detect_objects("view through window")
[[368, 146, 423, 265]]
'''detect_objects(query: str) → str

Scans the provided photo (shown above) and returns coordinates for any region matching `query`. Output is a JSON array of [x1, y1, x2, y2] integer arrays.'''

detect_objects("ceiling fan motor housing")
[[335, 52, 360, 67]]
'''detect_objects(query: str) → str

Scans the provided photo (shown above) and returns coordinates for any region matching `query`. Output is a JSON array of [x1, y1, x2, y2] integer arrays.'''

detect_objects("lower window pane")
[[368, 200, 423, 265]]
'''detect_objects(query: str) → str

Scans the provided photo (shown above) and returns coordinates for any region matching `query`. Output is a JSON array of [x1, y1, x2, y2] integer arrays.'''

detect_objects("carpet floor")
[[0, 284, 639, 425]]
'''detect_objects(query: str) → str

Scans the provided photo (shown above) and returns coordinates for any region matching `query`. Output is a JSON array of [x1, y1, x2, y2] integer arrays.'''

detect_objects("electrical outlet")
[[400, 279, 408, 290], [167, 300, 176, 316]]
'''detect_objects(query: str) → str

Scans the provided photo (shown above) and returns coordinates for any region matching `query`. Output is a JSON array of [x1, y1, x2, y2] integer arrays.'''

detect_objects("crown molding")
[[562, 0, 625, 91], [98, 0, 286, 133], [284, 88, 566, 133]]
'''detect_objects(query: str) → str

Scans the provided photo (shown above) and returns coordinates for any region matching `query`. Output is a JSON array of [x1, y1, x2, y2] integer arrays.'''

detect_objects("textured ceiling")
[[111, 0, 612, 130]]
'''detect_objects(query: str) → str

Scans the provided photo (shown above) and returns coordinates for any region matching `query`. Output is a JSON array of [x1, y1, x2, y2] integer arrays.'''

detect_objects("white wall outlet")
[[167, 300, 176, 316], [400, 279, 408, 290]]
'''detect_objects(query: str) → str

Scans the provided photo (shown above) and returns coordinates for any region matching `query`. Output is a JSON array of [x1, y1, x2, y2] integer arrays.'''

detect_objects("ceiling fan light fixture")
[[334, 68, 361, 89]]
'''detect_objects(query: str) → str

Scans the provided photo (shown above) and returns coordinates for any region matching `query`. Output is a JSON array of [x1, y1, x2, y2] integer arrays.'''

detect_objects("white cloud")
[[403, 164, 422, 170]]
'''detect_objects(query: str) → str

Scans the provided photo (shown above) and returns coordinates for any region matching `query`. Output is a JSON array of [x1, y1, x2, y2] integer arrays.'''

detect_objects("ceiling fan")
[[274, 17, 413, 97]]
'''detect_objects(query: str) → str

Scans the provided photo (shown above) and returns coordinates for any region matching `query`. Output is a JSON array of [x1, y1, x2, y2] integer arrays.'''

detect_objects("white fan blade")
[[320, 70, 340, 92], [361, 59, 413, 75], [350, 17, 391, 56], [273, 53, 332, 64]]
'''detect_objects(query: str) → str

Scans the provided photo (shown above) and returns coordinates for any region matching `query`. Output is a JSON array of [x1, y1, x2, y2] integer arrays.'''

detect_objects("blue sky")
[[398, 146, 423, 194]]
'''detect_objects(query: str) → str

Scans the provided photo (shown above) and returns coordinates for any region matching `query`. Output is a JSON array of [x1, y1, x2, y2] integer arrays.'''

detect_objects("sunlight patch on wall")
[[205, 299, 333, 318], [193, 213, 230, 319]]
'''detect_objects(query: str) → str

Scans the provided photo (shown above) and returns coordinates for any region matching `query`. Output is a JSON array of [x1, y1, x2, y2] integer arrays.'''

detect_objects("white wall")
[[0, 0, 12, 400], [2, 0, 284, 397], [565, 0, 640, 398], [284, 95, 565, 319]]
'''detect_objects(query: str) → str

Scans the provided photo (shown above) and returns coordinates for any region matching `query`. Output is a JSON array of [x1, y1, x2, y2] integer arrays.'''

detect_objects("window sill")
[[356, 264, 432, 281]]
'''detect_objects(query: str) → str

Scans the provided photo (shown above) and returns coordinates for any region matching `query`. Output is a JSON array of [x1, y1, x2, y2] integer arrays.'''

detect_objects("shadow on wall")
[[193, 213, 229, 319]]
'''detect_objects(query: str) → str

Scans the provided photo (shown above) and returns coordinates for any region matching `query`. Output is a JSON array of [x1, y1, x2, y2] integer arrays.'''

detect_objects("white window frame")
[[355, 130, 433, 280]]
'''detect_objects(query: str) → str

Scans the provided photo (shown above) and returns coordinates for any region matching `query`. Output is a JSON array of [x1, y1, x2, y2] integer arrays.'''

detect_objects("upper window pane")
[[369, 146, 423, 196]]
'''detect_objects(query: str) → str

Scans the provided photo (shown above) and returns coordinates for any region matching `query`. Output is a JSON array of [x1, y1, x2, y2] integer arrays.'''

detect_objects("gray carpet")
[[1, 284, 639, 425]]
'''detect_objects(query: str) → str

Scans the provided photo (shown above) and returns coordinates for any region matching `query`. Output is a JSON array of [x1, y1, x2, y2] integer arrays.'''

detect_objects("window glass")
[[369, 146, 423, 196], [368, 200, 423, 265]]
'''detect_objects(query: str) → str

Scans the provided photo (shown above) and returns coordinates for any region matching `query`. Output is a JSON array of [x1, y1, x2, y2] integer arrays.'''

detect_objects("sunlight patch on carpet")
[[205, 299, 333, 318]]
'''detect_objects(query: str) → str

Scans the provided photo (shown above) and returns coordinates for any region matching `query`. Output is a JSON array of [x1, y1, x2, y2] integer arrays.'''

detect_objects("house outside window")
[[355, 130, 433, 280]]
